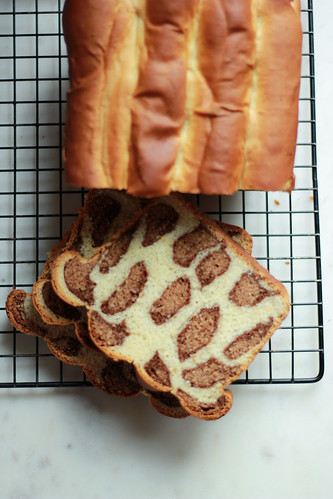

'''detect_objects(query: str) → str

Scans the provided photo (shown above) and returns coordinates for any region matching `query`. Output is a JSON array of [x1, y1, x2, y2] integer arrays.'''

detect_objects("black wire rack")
[[0, 0, 323, 389]]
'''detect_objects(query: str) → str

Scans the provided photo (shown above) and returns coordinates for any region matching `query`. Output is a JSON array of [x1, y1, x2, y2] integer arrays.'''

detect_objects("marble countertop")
[[1, 3, 333, 498]]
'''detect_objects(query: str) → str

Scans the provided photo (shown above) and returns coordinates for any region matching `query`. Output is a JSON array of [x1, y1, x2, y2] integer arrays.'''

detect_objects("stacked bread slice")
[[7, 190, 289, 420]]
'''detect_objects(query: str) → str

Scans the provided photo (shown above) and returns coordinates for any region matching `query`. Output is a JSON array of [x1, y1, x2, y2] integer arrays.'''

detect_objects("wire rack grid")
[[0, 0, 323, 390]]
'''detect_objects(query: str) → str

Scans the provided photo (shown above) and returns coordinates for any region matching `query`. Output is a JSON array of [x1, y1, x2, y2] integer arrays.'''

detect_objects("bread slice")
[[51, 194, 290, 420], [62, 0, 302, 196], [29, 195, 253, 418], [6, 289, 191, 418], [6, 289, 141, 397], [33, 190, 252, 329], [33, 189, 142, 326]]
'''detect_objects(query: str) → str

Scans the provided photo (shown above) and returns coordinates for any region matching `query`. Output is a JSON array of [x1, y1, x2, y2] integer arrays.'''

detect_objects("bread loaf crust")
[[62, 0, 301, 196], [240, 0, 302, 191]]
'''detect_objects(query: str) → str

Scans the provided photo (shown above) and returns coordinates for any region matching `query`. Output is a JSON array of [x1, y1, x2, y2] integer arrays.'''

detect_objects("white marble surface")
[[1, 3, 333, 499]]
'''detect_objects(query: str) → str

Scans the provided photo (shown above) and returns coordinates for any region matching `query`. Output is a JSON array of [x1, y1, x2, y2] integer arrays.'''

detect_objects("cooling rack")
[[0, 0, 323, 389]]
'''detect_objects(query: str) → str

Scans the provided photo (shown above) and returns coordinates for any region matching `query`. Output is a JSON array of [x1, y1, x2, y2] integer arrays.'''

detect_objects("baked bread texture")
[[51, 194, 290, 420], [62, 0, 302, 197], [33, 189, 142, 326], [6, 289, 142, 398], [23, 190, 254, 420], [33, 189, 252, 329], [6, 289, 191, 418]]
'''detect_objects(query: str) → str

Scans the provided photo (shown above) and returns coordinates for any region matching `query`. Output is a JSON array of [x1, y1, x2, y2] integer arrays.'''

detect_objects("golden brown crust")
[[177, 388, 233, 421], [240, 0, 302, 191], [33, 278, 82, 326], [147, 391, 189, 419], [193, 0, 255, 194], [62, 0, 140, 188], [62, 0, 301, 196]]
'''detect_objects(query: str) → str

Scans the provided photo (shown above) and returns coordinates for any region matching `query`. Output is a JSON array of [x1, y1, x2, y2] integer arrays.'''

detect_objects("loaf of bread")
[[62, 0, 302, 197], [51, 194, 289, 420]]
